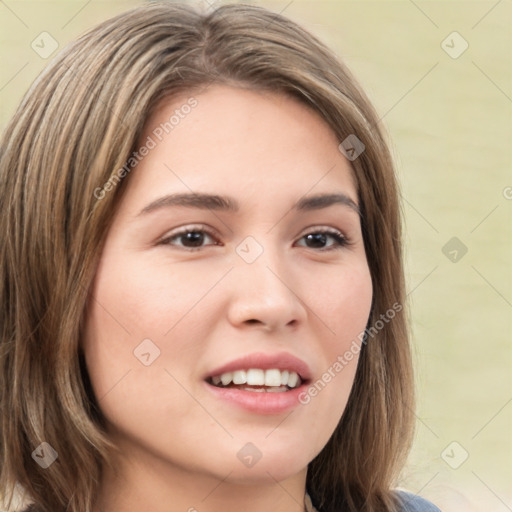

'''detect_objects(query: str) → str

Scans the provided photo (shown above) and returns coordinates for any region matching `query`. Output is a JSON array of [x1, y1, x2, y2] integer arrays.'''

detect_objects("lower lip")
[[205, 382, 308, 415]]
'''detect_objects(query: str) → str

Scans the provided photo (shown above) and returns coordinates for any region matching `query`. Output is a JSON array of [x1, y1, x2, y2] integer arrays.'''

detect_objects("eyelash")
[[158, 225, 351, 252]]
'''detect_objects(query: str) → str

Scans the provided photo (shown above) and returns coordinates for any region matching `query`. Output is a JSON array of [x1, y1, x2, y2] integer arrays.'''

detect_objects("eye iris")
[[182, 231, 204, 247], [306, 232, 327, 248]]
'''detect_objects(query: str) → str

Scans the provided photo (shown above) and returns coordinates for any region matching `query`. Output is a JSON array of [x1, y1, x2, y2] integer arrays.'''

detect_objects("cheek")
[[81, 255, 164, 401], [316, 260, 373, 342], [81, 253, 216, 405], [83, 253, 195, 349], [81, 265, 197, 445], [301, 261, 372, 425]]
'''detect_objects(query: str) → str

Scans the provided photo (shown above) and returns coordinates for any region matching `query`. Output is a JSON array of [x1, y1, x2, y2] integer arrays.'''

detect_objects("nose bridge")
[[227, 236, 306, 329], [237, 231, 291, 290]]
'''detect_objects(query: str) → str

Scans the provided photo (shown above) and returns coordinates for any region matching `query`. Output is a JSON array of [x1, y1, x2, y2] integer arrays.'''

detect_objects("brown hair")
[[0, 2, 414, 511]]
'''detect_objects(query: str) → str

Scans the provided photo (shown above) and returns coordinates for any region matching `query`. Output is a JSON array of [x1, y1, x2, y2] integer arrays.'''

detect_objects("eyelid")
[[158, 224, 220, 245], [301, 226, 346, 238]]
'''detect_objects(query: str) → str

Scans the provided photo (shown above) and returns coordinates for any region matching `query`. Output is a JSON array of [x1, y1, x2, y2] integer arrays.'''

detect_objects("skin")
[[83, 84, 373, 512]]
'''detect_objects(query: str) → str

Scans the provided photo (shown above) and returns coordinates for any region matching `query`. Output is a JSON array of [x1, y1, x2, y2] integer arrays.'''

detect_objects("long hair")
[[0, 3, 414, 511]]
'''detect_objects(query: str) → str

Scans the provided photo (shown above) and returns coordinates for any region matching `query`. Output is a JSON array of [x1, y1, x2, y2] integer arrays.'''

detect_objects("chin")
[[233, 442, 312, 482], [188, 438, 312, 485]]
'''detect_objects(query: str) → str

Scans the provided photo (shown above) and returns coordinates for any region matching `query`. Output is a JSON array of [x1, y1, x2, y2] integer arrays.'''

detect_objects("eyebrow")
[[137, 191, 360, 217]]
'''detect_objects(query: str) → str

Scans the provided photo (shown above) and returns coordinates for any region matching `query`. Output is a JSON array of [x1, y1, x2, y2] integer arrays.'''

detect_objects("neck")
[[94, 445, 308, 512]]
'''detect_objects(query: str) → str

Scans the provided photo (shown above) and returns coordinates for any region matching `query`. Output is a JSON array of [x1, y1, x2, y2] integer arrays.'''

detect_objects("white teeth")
[[232, 370, 247, 384], [247, 369, 265, 386], [243, 386, 288, 393], [220, 372, 233, 386], [287, 371, 299, 388], [265, 386, 289, 393], [264, 369, 282, 387], [211, 369, 302, 389]]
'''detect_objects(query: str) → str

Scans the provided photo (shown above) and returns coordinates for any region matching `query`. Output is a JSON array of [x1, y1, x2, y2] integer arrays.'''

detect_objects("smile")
[[207, 368, 302, 392], [203, 352, 312, 414]]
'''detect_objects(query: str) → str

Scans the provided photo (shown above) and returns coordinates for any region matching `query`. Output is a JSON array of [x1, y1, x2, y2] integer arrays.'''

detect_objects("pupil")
[[184, 232, 203, 247], [306, 233, 326, 248]]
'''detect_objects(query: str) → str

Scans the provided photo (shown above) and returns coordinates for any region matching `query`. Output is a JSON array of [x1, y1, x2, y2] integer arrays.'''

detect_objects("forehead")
[[122, 84, 357, 210]]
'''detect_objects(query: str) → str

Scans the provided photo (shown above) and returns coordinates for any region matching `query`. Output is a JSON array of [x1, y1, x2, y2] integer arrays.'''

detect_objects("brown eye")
[[296, 230, 349, 251], [159, 227, 219, 251], [158, 226, 350, 252]]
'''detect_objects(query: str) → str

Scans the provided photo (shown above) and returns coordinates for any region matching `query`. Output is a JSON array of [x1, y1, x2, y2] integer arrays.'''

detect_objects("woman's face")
[[83, 85, 372, 486]]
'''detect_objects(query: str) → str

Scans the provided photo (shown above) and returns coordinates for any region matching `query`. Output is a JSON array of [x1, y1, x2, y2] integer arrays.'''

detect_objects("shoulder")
[[394, 490, 442, 512]]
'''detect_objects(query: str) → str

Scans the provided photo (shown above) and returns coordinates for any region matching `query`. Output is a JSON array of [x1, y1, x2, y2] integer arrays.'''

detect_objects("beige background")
[[1, 1, 511, 511]]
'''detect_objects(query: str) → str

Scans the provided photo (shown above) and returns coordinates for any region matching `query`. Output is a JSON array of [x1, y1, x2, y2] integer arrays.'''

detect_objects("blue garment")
[[395, 490, 442, 511]]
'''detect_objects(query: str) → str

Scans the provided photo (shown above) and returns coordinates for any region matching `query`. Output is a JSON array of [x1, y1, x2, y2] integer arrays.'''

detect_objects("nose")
[[226, 248, 308, 332]]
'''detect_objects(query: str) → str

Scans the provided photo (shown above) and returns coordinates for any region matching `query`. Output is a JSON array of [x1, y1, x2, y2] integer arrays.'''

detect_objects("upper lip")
[[205, 352, 312, 382]]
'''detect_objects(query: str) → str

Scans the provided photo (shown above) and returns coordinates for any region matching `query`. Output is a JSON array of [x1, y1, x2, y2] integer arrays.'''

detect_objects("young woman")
[[0, 2, 441, 512]]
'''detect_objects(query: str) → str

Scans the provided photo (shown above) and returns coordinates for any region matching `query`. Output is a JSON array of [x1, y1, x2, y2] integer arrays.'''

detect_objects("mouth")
[[206, 368, 304, 393], [203, 352, 311, 414]]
